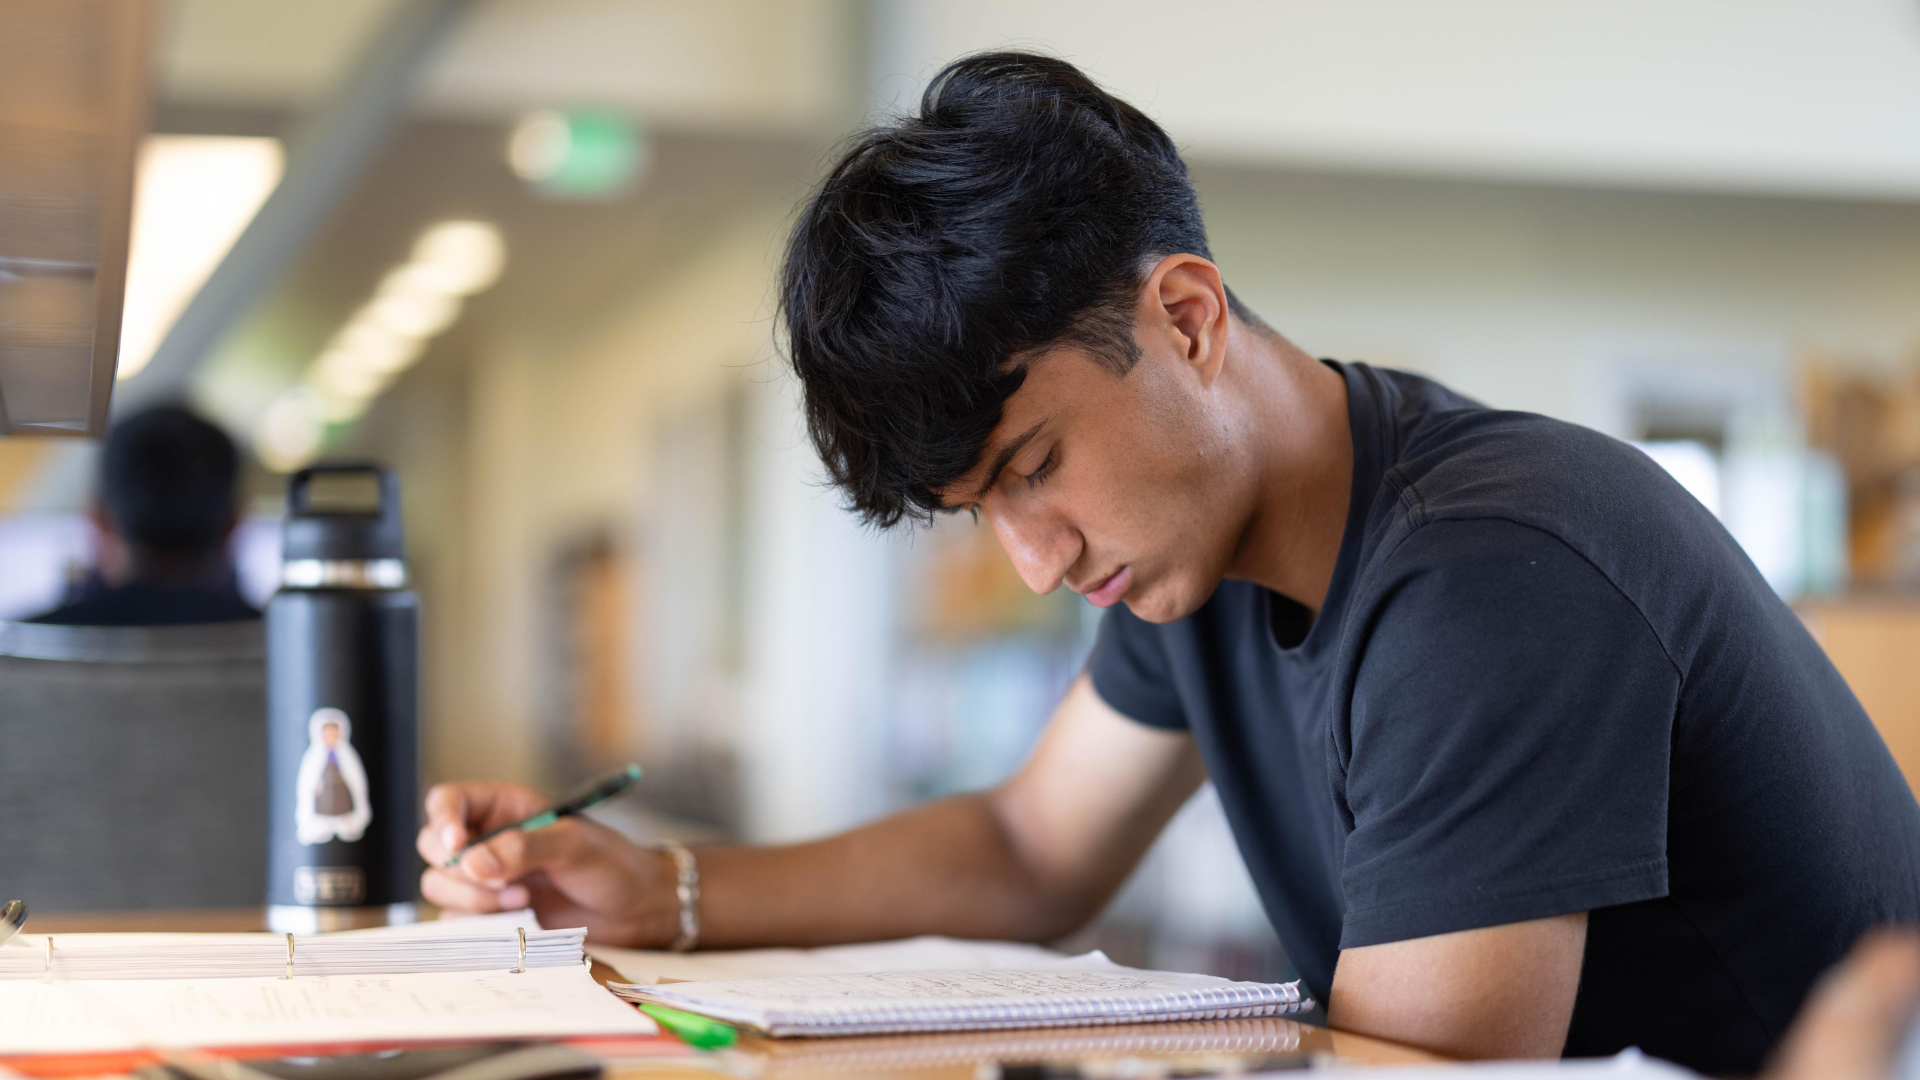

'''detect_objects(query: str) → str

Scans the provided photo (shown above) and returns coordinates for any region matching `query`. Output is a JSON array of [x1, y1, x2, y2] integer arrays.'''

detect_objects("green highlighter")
[[638, 1004, 738, 1049], [443, 763, 642, 868]]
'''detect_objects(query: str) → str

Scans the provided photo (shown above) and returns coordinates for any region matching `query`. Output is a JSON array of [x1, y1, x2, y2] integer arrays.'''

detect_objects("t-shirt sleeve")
[[1086, 604, 1189, 730], [1337, 518, 1679, 949]]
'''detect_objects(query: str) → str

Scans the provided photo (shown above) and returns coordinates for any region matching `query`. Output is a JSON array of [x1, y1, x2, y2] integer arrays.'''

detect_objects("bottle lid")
[[282, 464, 405, 562]]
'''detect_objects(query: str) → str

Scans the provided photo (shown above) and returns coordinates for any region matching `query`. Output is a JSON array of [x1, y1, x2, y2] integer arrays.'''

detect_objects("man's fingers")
[[422, 784, 469, 828], [456, 817, 601, 885], [421, 868, 530, 913], [425, 782, 549, 830], [423, 782, 557, 866], [418, 820, 456, 866]]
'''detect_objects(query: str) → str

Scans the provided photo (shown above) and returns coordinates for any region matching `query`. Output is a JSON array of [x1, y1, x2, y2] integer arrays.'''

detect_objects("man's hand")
[[1329, 912, 1588, 1059], [417, 781, 677, 947], [416, 677, 1201, 952]]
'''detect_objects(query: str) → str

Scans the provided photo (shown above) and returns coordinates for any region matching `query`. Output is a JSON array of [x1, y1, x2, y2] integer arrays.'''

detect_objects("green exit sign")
[[507, 109, 646, 200]]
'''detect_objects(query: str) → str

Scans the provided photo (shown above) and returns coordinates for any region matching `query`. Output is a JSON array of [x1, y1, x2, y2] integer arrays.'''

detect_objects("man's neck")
[[1220, 322, 1353, 615]]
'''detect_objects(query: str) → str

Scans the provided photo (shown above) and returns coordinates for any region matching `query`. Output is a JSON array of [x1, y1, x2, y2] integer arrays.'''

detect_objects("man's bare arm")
[[1329, 912, 1588, 1060], [418, 675, 1205, 948]]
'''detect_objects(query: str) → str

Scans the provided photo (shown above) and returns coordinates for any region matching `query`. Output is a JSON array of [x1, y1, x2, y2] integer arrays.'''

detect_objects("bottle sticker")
[[294, 707, 374, 845]]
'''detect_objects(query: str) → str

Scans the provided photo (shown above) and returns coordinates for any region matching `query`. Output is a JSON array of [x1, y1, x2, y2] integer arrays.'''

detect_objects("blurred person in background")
[[27, 405, 258, 627], [1768, 931, 1920, 1080], [419, 53, 1920, 1074]]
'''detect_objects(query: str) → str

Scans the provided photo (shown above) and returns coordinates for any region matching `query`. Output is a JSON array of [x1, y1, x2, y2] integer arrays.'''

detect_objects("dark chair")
[[0, 620, 266, 911]]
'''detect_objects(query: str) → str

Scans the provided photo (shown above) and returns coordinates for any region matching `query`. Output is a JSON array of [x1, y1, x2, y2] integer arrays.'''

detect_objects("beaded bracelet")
[[652, 839, 699, 952]]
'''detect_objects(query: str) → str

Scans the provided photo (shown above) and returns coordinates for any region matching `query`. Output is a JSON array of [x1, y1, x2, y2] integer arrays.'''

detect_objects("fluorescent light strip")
[[255, 220, 504, 472], [117, 136, 286, 381]]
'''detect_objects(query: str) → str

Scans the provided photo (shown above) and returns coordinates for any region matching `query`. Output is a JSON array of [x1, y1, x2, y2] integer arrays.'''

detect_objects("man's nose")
[[988, 503, 1079, 595]]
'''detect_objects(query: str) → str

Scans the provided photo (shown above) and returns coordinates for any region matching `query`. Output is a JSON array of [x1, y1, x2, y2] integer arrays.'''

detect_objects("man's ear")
[[1139, 254, 1230, 388]]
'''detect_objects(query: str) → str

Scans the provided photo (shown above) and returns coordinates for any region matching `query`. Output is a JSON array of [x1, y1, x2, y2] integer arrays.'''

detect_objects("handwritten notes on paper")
[[0, 967, 655, 1055], [661, 966, 1200, 1003], [591, 934, 1078, 986]]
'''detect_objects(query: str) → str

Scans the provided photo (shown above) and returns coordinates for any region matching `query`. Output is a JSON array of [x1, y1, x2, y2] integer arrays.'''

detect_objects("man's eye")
[[1024, 453, 1057, 488]]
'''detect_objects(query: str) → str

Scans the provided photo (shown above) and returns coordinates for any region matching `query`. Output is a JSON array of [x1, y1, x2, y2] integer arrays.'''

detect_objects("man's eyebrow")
[[970, 418, 1049, 501]]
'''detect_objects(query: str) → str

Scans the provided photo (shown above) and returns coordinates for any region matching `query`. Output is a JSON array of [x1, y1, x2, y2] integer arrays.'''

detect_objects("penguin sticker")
[[294, 707, 373, 844]]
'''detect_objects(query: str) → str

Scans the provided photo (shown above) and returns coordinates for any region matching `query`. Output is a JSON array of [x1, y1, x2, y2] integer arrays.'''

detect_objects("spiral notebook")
[[609, 951, 1313, 1037]]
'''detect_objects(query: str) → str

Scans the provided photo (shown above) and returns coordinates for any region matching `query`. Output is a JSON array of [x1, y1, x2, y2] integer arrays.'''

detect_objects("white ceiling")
[[156, 0, 399, 108], [156, 0, 1920, 200], [880, 0, 1920, 201], [155, 0, 849, 135]]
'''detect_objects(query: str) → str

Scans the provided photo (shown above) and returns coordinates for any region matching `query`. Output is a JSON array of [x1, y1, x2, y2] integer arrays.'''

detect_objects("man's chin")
[[1120, 574, 1214, 625]]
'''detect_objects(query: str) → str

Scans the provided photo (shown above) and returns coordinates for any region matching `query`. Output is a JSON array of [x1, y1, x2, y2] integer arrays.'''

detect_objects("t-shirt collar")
[[1265, 360, 1391, 658]]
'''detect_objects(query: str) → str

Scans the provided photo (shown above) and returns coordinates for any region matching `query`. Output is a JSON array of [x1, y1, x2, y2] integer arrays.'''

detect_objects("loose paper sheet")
[[0, 966, 654, 1055], [646, 961, 1248, 1008]]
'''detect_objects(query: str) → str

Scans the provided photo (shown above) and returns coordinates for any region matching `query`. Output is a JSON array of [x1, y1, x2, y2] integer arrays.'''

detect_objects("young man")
[[419, 53, 1920, 1072], [29, 406, 258, 626]]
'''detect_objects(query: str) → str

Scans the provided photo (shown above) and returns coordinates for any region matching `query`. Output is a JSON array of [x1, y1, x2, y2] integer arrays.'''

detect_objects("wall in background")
[[879, 0, 1920, 200], [1192, 166, 1920, 430]]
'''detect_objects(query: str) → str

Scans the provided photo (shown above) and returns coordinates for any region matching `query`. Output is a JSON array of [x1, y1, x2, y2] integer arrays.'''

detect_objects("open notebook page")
[[0, 965, 656, 1055], [590, 934, 1076, 984]]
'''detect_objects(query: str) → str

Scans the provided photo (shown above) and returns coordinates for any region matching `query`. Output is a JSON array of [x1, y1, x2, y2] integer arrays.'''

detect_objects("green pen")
[[443, 763, 642, 868], [637, 1004, 738, 1049]]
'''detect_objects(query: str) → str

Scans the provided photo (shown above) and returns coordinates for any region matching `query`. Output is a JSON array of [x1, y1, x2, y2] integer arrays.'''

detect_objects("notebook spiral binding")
[[750, 982, 1309, 1037]]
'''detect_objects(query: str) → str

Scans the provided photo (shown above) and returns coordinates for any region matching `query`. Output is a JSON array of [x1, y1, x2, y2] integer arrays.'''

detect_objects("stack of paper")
[[610, 950, 1313, 1037], [0, 912, 659, 1056], [0, 915, 583, 980]]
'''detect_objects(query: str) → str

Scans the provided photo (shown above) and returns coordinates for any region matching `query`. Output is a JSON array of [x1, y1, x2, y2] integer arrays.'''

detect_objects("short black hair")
[[780, 50, 1239, 528], [99, 406, 240, 553]]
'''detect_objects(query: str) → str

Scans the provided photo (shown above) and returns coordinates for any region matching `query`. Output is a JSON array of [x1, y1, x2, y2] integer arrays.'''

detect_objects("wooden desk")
[[26, 910, 1441, 1077]]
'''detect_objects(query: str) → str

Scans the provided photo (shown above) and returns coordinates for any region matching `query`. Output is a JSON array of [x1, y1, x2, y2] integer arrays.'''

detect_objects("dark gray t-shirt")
[[1088, 362, 1920, 1075]]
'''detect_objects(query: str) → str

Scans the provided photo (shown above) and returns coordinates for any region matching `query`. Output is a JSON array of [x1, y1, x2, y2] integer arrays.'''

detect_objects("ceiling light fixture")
[[117, 135, 284, 380], [253, 219, 505, 472]]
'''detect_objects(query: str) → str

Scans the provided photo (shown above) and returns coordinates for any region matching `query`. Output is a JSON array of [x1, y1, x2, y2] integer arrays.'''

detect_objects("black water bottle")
[[266, 464, 420, 933]]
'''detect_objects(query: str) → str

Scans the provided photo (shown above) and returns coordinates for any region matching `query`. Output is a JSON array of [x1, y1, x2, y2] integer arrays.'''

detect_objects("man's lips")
[[1076, 566, 1132, 608]]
